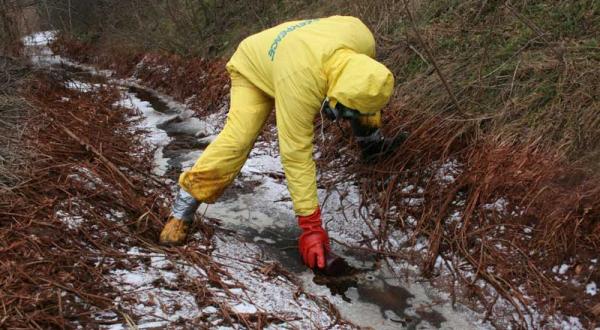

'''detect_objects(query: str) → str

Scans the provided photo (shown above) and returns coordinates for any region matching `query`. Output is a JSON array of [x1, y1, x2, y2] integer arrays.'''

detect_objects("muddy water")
[[247, 227, 443, 329], [50, 60, 480, 329]]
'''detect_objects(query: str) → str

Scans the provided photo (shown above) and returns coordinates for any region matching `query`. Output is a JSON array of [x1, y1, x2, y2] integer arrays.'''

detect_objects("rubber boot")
[[159, 188, 200, 245], [159, 216, 190, 245]]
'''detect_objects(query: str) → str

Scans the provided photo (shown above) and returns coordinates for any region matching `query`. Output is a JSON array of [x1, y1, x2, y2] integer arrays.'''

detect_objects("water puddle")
[[241, 226, 450, 329]]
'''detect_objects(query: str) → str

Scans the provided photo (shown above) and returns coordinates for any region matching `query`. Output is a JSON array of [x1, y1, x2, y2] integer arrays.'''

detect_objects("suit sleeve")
[[274, 68, 323, 216]]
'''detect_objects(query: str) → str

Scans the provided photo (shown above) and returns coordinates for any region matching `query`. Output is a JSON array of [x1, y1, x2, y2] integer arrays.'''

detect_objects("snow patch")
[[65, 80, 103, 92], [586, 282, 597, 296], [482, 197, 509, 213], [232, 302, 258, 314], [22, 30, 57, 46], [435, 159, 461, 184], [114, 92, 172, 175], [55, 210, 84, 230]]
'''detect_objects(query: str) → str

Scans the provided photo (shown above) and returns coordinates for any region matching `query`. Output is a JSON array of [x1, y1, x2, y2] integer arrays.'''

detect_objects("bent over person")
[[159, 16, 400, 269]]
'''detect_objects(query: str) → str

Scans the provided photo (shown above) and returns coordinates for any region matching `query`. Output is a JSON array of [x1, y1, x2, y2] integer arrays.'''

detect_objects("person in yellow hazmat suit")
[[159, 15, 403, 269]]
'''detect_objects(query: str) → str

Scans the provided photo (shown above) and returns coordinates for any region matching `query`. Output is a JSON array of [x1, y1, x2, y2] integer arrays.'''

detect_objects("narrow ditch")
[[42, 54, 481, 329], [122, 75, 474, 329]]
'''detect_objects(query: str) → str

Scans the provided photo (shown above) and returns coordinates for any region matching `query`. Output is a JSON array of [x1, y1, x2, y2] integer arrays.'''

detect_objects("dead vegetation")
[[48, 34, 600, 327], [51, 37, 229, 116], [0, 57, 30, 188], [1, 67, 163, 327], [1, 46, 357, 327], [1, 68, 332, 328], [10, 0, 600, 327]]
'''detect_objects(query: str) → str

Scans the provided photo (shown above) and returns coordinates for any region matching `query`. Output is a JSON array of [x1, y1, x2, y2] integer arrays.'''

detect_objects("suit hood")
[[325, 50, 394, 115]]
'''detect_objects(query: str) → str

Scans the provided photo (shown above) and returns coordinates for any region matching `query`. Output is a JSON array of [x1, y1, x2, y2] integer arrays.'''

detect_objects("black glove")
[[322, 99, 407, 162], [351, 118, 407, 163], [357, 132, 407, 162]]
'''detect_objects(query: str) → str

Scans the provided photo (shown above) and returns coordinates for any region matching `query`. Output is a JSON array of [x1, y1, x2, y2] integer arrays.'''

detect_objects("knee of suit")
[[214, 119, 260, 153], [214, 135, 254, 155]]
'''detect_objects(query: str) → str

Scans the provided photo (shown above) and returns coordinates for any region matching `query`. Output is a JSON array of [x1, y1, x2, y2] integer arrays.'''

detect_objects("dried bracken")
[[1, 69, 334, 328], [48, 32, 600, 327], [318, 100, 600, 327], [1, 69, 184, 325], [51, 36, 229, 116]]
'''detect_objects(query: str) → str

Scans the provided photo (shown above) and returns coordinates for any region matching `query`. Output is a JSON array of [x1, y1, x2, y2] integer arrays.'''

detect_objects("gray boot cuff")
[[171, 188, 200, 223]]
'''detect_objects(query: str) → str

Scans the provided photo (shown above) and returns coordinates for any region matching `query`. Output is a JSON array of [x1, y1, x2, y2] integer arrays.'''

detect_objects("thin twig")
[[402, 0, 463, 116]]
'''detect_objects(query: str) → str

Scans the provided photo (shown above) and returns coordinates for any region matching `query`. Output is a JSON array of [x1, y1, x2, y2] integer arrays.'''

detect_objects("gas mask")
[[321, 98, 360, 121], [320, 97, 407, 163]]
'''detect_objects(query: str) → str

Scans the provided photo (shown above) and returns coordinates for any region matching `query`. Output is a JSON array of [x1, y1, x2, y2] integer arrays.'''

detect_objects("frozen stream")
[[120, 74, 483, 329], [25, 31, 487, 329], [133, 85, 483, 329]]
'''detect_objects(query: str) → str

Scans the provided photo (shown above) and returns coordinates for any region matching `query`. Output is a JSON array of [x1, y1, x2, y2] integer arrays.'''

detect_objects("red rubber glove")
[[298, 208, 330, 269]]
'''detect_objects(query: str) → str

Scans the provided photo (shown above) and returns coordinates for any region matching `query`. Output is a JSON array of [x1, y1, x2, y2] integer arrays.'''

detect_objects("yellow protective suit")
[[179, 15, 394, 216]]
